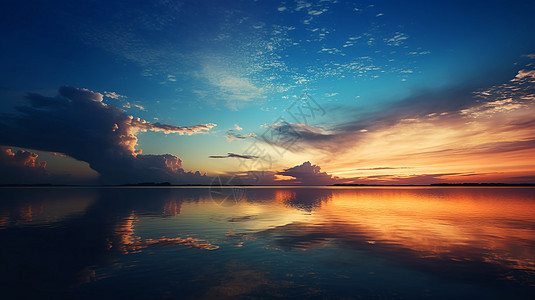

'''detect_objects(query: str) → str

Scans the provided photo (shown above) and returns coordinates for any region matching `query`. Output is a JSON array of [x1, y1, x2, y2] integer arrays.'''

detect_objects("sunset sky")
[[1, 0, 535, 185]]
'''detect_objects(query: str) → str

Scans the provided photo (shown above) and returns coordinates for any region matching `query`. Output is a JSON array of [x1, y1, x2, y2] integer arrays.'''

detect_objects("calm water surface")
[[1, 187, 534, 299]]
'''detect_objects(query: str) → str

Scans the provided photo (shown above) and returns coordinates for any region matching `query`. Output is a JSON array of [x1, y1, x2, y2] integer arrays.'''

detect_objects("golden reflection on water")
[[330, 189, 534, 256], [254, 188, 535, 273]]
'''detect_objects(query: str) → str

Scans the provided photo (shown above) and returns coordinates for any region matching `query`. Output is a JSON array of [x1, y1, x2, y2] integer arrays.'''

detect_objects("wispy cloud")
[[225, 132, 257, 142], [133, 104, 146, 111], [354, 167, 413, 171], [225, 125, 256, 142], [198, 65, 266, 110], [104, 91, 126, 99], [384, 32, 408, 46], [132, 118, 216, 135], [209, 153, 258, 159]]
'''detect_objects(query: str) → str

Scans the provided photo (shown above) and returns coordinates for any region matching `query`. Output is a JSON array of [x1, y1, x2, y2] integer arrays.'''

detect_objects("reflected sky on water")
[[0, 187, 534, 299]]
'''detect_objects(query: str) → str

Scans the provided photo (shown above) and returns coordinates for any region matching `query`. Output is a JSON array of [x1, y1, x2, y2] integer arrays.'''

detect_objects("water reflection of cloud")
[[0, 188, 217, 298], [228, 215, 257, 222], [161, 198, 182, 216], [274, 189, 333, 212], [111, 212, 218, 253]]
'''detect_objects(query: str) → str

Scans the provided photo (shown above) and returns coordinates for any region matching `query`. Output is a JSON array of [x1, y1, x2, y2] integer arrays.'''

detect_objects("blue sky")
[[1, 0, 535, 184]]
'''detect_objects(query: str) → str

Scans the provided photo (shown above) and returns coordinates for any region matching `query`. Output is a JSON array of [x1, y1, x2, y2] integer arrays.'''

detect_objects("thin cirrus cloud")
[[209, 153, 258, 160], [224, 123, 257, 142], [225, 132, 257, 142], [103, 91, 126, 99], [0, 86, 216, 184], [196, 64, 267, 110], [354, 167, 413, 171], [259, 122, 335, 152]]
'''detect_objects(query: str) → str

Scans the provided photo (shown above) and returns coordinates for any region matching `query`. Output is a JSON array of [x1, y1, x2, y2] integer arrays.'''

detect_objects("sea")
[[1, 186, 534, 299]]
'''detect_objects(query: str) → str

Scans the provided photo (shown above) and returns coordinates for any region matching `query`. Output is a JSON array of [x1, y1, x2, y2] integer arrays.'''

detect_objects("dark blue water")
[[1, 187, 534, 299]]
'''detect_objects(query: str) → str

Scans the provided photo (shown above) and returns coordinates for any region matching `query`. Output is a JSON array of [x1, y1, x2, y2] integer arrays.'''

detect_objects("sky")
[[1, 0, 535, 185]]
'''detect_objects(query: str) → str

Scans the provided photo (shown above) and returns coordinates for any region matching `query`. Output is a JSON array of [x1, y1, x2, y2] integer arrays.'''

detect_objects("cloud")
[[513, 69, 535, 81], [354, 167, 412, 171], [104, 91, 126, 99], [218, 161, 339, 186], [199, 65, 266, 110], [324, 92, 339, 97], [308, 10, 324, 16], [225, 125, 256, 142], [0, 147, 46, 169], [277, 161, 337, 185], [0, 86, 216, 184], [260, 122, 335, 152], [341, 173, 464, 185], [384, 32, 408, 46], [132, 118, 216, 135], [408, 51, 431, 55], [209, 153, 258, 159], [133, 104, 146, 111], [0, 147, 51, 183], [225, 132, 256, 142]]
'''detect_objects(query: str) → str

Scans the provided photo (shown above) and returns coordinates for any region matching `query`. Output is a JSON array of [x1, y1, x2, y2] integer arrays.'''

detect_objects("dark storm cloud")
[[0, 86, 216, 184]]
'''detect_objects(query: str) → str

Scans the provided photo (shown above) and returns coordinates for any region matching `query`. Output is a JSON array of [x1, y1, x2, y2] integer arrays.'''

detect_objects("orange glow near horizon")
[[307, 188, 535, 271], [322, 96, 535, 184]]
